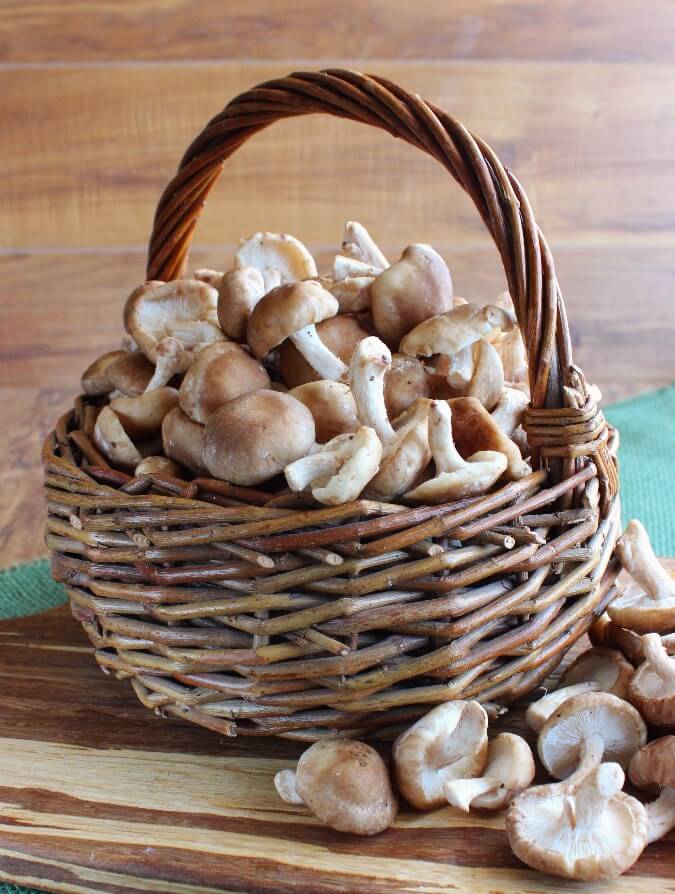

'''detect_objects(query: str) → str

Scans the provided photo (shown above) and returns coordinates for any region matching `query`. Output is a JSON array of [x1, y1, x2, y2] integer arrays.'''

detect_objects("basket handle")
[[147, 69, 573, 411]]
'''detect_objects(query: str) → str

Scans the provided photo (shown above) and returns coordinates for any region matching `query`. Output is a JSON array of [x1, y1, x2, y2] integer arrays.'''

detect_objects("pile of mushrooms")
[[271, 520, 673, 882], [84, 223, 534, 504]]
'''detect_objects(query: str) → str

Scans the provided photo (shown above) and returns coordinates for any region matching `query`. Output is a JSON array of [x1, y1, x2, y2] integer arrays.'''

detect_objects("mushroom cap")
[[448, 396, 531, 480], [525, 681, 603, 734], [134, 456, 182, 478], [294, 739, 397, 836], [193, 268, 224, 288], [465, 339, 504, 411], [105, 352, 156, 396], [384, 354, 432, 420], [202, 389, 315, 486], [470, 734, 535, 811], [81, 350, 127, 396], [109, 387, 179, 440], [560, 647, 634, 699], [93, 406, 143, 470], [537, 691, 647, 779], [405, 450, 507, 504], [400, 302, 513, 358], [393, 701, 488, 810], [217, 266, 266, 341], [279, 314, 371, 388], [491, 387, 530, 437], [626, 634, 675, 727], [608, 578, 675, 634], [246, 281, 339, 359], [289, 380, 359, 443], [370, 244, 454, 348], [178, 341, 270, 424], [328, 275, 374, 314], [235, 231, 317, 285], [161, 406, 208, 476], [506, 768, 648, 881], [629, 737, 675, 791]]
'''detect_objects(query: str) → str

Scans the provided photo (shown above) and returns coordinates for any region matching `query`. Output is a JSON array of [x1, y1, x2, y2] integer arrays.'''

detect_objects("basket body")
[[44, 70, 621, 741]]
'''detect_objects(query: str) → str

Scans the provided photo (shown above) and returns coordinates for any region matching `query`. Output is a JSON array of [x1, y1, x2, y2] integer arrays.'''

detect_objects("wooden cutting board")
[[0, 602, 673, 894]]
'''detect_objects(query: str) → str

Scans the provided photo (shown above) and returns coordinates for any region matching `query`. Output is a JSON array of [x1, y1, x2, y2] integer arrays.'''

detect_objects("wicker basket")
[[43, 69, 621, 742]]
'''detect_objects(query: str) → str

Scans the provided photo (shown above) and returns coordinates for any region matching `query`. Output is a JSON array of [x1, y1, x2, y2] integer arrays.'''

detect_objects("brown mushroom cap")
[[161, 406, 208, 476], [384, 354, 432, 420], [448, 396, 531, 480], [134, 456, 182, 478], [292, 739, 398, 836], [626, 633, 675, 727], [289, 380, 359, 443], [629, 737, 675, 791], [93, 406, 143, 470], [81, 350, 127, 396], [246, 281, 339, 359], [178, 341, 270, 424], [105, 352, 156, 396], [217, 266, 266, 341], [202, 389, 315, 486], [560, 647, 635, 699], [370, 244, 454, 348], [109, 387, 179, 440], [279, 314, 371, 388]]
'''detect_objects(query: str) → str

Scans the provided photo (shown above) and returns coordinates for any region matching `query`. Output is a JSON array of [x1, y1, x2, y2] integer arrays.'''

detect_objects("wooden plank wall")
[[1, 1, 674, 565]]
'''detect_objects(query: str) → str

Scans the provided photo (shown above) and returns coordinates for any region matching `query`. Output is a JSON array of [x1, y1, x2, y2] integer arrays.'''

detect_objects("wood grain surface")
[[1, 3, 674, 567], [0, 601, 672, 894]]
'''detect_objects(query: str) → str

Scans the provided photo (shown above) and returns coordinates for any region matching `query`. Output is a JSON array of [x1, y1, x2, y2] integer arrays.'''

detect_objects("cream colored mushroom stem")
[[145, 336, 191, 392], [642, 632, 675, 681], [617, 519, 675, 601], [341, 221, 389, 269], [443, 733, 534, 812], [349, 336, 397, 445], [290, 324, 349, 380]]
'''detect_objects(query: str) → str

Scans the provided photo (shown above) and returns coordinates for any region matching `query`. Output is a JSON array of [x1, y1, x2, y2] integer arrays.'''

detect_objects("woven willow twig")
[[44, 69, 621, 739]]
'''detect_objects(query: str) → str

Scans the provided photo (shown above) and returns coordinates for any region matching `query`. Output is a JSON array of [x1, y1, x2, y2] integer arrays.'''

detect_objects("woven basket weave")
[[44, 69, 621, 741]]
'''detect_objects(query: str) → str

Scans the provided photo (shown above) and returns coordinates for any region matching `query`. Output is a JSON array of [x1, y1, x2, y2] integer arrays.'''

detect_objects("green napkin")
[[0, 385, 673, 894]]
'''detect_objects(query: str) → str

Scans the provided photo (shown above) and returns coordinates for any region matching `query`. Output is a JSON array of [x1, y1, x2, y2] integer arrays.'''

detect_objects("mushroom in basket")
[[93, 387, 178, 470], [289, 381, 359, 443], [162, 406, 209, 476]]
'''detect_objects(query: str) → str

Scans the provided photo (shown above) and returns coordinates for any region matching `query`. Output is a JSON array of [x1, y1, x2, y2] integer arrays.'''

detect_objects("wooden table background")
[[2, 0, 675, 568]]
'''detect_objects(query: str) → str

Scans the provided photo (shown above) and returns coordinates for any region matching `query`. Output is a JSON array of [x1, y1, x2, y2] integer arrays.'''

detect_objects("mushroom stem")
[[274, 769, 304, 805], [617, 519, 675, 602], [646, 786, 675, 843], [567, 732, 606, 786], [574, 763, 624, 829], [562, 795, 577, 829], [641, 633, 675, 682], [290, 325, 349, 381], [285, 452, 342, 492], [349, 337, 396, 445], [443, 776, 501, 812], [428, 399, 466, 473], [145, 336, 191, 392]]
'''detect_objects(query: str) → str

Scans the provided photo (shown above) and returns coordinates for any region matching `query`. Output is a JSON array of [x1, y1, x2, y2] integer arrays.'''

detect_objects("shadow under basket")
[[44, 69, 621, 742]]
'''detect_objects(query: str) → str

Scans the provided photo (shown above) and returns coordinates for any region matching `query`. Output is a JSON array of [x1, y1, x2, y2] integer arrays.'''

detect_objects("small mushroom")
[[610, 519, 675, 633], [405, 400, 506, 504], [448, 397, 531, 481], [444, 733, 535, 813], [279, 314, 371, 388], [235, 232, 317, 291], [464, 339, 505, 410], [537, 691, 647, 780], [217, 266, 266, 341], [328, 275, 374, 314], [94, 406, 143, 470], [144, 336, 193, 392], [590, 612, 675, 664], [340, 221, 389, 269], [559, 647, 634, 699], [629, 737, 675, 843], [626, 633, 675, 726], [193, 268, 224, 289], [105, 351, 156, 396], [202, 389, 315, 485], [274, 739, 397, 836], [134, 456, 182, 478], [383, 354, 432, 420], [285, 426, 382, 505], [289, 381, 359, 443], [393, 701, 488, 810], [161, 406, 208, 476], [247, 282, 347, 380], [370, 244, 454, 348], [491, 387, 530, 438], [493, 326, 528, 385], [178, 341, 270, 424], [109, 387, 179, 440], [333, 254, 383, 281], [525, 681, 603, 733], [506, 761, 648, 881], [81, 350, 127, 396], [400, 302, 514, 366]]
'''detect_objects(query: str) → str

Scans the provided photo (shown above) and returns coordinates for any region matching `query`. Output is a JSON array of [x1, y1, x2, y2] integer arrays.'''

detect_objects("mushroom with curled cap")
[[285, 426, 382, 506], [626, 633, 675, 726], [161, 406, 208, 476], [609, 519, 675, 633], [279, 314, 371, 388], [134, 456, 182, 478], [350, 338, 432, 500], [341, 221, 389, 269], [109, 387, 179, 441], [405, 400, 507, 504], [289, 381, 359, 443], [444, 733, 535, 813], [559, 646, 634, 700], [274, 739, 397, 836], [247, 281, 348, 381], [400, 302, 514, 366], [537, 691, 647, 781], [193, 268, 224, 288], [448, 396, 531, 481], [491, 387, 530, 438], [235, 231, 317, 291], [105, 351, 156, 396], [525, 681, 603, 734], [202, 389, 315, 486], [506, 761, 648, 881], [81, 350, 127, 396], [629, 737, 675, 843], [369, 244, 454, 348], [93, 407, 144, 470], [178, 341, 270, 424], [392, 701, 488, 810], [328, 275, 374, 314], [217, 266, 266, 342]]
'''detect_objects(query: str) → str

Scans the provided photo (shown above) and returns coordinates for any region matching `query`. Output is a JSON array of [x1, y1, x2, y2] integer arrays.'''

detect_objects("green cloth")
[[0, 385, 673, 894]]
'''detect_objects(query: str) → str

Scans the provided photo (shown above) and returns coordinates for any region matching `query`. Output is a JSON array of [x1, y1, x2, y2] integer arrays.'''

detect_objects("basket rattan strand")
[[44, 69, 621, 741]]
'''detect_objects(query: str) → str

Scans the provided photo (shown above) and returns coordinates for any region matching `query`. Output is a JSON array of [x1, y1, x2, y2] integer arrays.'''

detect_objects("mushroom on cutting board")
[[537, 691, 647, 780], [369, 244, 454, 348], [610, 519, 675, 633], [525, 681, 603, 734], [274, 739, 397, 836], [201, 389, 315, 486], [626, 633, 675, 726], [506, 762, 648, 881], [444, 733, 535, 813], [590, 612, 675, 664], [235, 231, 317, 291], [559, 647, 635, 699], [279, 314, 370, 388], [289, 381, 359, 443], [392, 701, 488, 810], [629, 737, 675, 843]]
